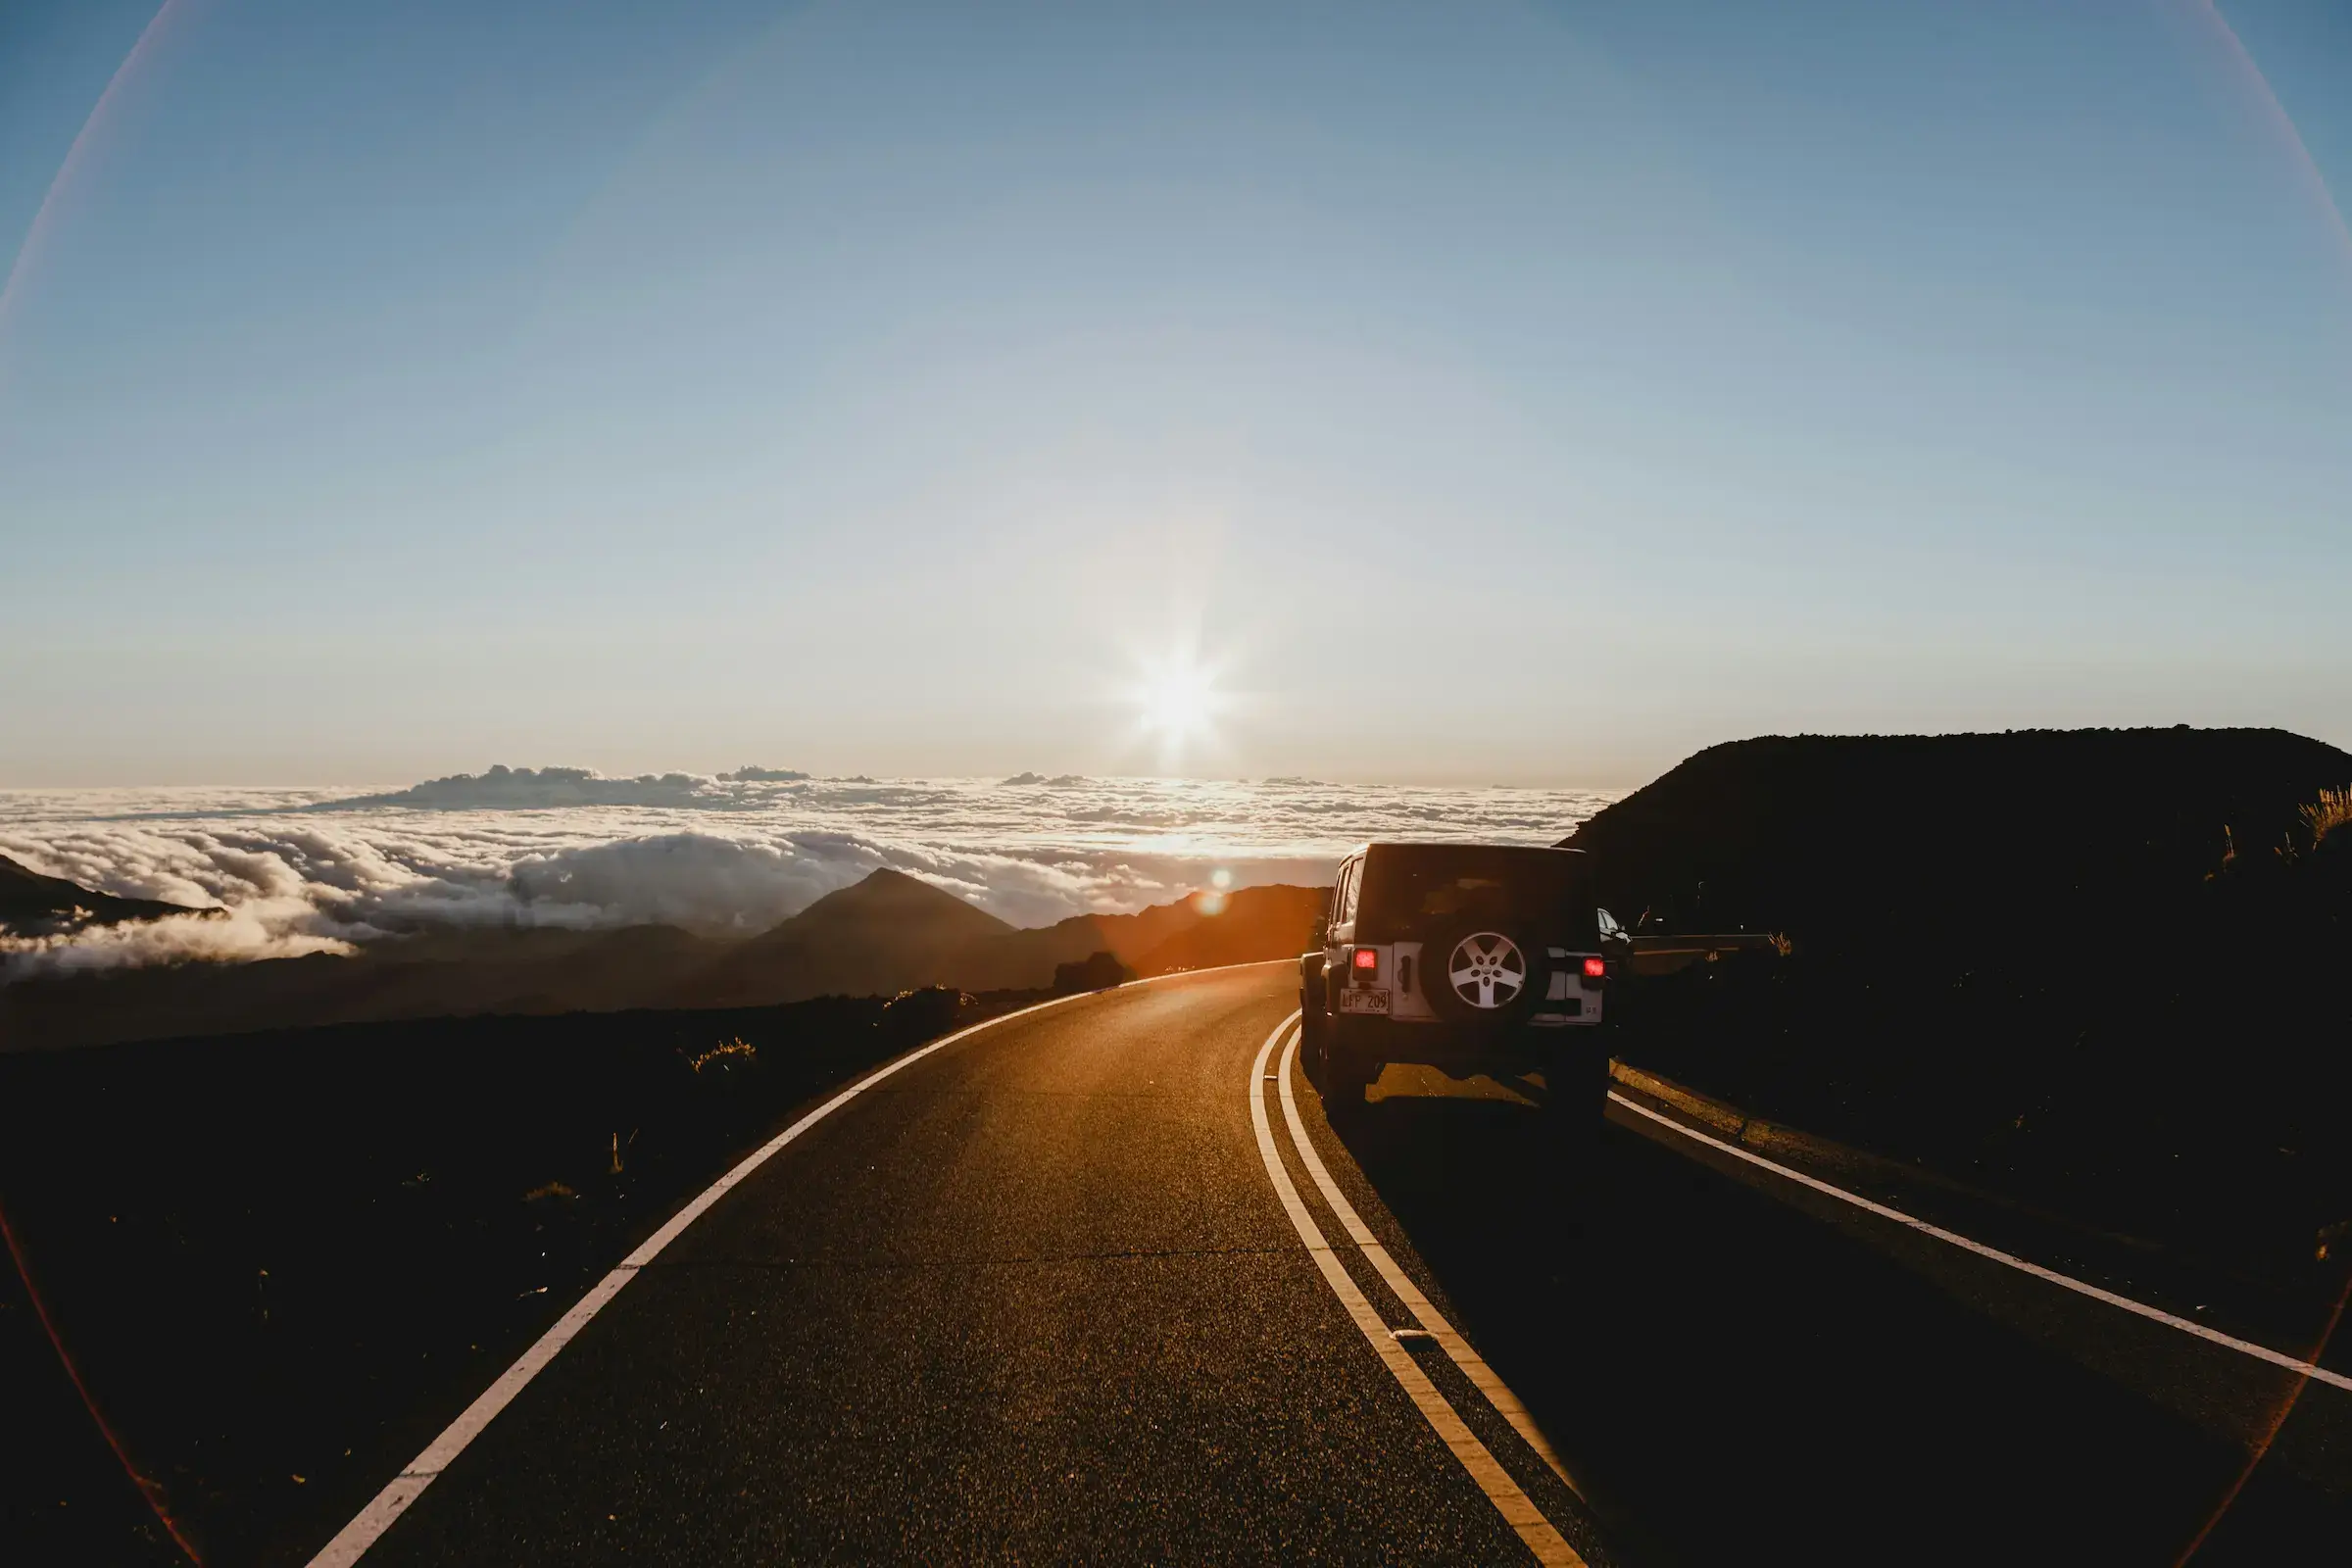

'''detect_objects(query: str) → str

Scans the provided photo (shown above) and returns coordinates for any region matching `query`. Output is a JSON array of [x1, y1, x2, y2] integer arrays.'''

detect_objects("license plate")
[[1340, 990, 1391, 1014]]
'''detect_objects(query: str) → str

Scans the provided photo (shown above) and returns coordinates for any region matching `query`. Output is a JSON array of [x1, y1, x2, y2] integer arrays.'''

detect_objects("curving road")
[[313, 962, 2343, 1566]]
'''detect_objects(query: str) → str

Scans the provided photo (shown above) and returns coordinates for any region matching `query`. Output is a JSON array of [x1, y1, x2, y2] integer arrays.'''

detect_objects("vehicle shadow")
[[1316, 1072, 2332, 1568]]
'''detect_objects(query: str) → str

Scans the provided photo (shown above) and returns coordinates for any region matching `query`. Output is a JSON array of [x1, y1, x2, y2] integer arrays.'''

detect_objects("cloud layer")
[[1, 769, 1612, 977]]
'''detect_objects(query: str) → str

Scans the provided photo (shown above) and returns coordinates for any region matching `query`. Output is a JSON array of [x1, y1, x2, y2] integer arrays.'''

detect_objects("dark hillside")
[[3, 873, 1335, 1050], [0, 853, 207, 937], [1562, 727, 2351, 947], [1575, 728, 2352, 1307], [0, 925, 741, 1053]]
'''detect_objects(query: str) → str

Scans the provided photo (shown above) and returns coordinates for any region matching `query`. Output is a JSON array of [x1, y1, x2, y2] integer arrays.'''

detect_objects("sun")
[[1132, 652, 1225, 762], [1140, 661, 1215, 742]]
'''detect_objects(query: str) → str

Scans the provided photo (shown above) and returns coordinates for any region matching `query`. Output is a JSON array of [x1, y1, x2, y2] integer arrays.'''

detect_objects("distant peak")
[[804, 866, 1008, 920]]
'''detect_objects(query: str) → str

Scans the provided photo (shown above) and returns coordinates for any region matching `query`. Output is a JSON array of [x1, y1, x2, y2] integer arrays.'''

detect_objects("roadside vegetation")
[[2297, 785, 2351, 855]]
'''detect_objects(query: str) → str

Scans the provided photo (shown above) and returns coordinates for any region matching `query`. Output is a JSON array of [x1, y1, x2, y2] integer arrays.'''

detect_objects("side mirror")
[[1310, 915, 1329, 946]]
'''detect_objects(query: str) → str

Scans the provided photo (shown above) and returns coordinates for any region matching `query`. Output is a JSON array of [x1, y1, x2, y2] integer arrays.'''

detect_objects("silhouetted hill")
[[1120, 885, 1327, 974], [987, 884, 1327, 986], [0, 853, 209, 937], [1561, 726, 2352, 952], [1, 872, 1333, 1051], [1584, 727, 2352, 1301], [690, 875, 1327, 1006], [693, 869, 1019, 1004]]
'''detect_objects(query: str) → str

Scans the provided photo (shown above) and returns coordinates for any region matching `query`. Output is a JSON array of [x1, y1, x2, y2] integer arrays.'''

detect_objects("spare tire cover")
[[1424, 924, 1548, 1027]]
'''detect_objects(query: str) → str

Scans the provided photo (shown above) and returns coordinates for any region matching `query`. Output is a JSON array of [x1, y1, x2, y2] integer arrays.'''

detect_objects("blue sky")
[[3, 0, 2348, 787]]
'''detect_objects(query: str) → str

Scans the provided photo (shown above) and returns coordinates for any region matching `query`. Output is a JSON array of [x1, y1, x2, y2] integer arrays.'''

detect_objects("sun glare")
[[1132, 653, 1225, 763]]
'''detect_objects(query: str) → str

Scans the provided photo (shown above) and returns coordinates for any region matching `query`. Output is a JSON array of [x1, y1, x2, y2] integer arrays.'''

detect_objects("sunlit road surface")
[[330, 964, 2340, 1565]]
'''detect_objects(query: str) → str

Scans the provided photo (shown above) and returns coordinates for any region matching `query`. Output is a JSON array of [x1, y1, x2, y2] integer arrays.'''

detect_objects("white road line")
[[1608, 1089, 2352, 1396], [307, 988, 1102, 1568], [1274, 1030, 1586, 1501], [1248, 1015, 1585, 1567]]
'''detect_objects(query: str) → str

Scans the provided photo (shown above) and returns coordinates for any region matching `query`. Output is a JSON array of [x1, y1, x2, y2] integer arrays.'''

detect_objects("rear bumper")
[[1331, 1015, 1603, 1075]]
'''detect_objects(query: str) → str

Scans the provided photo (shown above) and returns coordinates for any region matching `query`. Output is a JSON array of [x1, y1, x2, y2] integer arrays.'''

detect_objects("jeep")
[[1298, 842, 1609, 1125]]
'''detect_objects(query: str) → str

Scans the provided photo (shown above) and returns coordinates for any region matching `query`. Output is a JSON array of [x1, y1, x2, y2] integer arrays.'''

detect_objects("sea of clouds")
[[0, 767, 1613, 976]]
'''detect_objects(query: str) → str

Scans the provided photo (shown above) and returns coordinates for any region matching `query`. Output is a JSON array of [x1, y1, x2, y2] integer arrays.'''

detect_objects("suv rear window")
[[1356, 845, 1591, 940]]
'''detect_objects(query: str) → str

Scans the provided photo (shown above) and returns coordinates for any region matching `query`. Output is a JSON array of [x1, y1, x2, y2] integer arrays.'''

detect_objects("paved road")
[[335, 963, 2341, 1565]]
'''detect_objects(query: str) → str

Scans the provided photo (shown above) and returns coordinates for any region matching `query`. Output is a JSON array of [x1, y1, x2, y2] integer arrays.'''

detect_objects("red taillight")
[[1352, 948, 1379, 971], [1582, 956, 1606, 979]]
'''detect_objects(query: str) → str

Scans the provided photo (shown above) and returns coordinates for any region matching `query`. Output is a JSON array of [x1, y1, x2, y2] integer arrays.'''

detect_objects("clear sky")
[[3, 0, 2348, 788]]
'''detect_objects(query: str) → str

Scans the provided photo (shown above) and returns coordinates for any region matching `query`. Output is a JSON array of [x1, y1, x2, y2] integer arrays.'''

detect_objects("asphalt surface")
[[311, 963, 2343, 1564]]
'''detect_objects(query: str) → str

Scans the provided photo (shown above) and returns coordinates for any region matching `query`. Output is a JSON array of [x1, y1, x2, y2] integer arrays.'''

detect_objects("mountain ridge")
[[1, 872, 1329, 1052], [0, 853, 212, 938]]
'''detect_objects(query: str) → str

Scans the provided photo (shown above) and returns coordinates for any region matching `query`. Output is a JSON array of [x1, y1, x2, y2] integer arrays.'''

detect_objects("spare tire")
[[1422, 923, 1549, 1029]]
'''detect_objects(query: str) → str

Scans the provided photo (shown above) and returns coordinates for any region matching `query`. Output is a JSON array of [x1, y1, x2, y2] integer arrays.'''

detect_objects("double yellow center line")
[[1247, 1013, 1590, 1566]]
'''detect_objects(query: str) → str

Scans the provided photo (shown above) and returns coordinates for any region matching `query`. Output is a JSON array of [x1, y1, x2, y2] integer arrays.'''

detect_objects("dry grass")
[[2301, 787, 2352, 850], [685, 1037, 758, 1074]]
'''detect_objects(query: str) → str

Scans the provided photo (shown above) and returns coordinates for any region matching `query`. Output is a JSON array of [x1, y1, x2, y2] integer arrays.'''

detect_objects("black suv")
[[1298, 842, 1608, 1124]]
